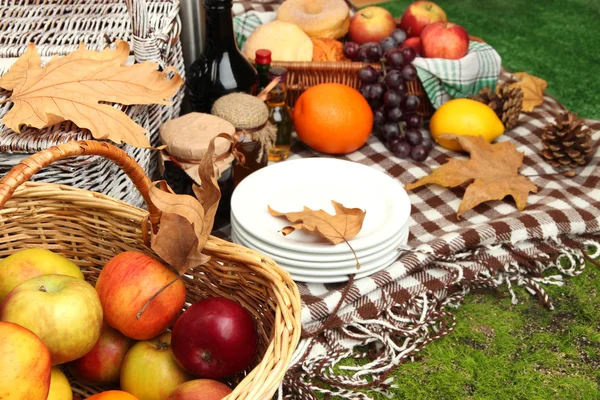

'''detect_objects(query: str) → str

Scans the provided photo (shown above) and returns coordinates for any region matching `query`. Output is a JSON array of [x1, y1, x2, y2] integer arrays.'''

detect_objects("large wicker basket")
[[0, 0, 185, 209], [0, 140, 302, 399], [271, 60, 435, 118]]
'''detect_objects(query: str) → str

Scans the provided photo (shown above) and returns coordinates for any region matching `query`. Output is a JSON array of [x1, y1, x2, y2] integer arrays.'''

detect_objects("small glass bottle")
[[186, 0, 258, 113], [266, 67, 293, 162], [254, 49, 272, 95]]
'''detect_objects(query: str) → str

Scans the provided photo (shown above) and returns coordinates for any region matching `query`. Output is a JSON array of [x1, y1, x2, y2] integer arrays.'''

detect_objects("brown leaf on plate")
[[0, 40, 182, 148], [268, 201, 366, 268], [507, 72, 547, 112], [405, 135, 538, 218], [150, 133, 235, 274]]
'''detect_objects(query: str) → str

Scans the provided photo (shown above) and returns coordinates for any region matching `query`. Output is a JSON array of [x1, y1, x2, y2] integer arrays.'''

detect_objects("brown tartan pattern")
[[279, 70, 600, 398]]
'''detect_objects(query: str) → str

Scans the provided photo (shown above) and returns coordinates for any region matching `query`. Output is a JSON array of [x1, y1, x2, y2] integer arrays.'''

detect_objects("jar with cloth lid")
[[159, 112, 236, 230], [211, 93, 277, 187]]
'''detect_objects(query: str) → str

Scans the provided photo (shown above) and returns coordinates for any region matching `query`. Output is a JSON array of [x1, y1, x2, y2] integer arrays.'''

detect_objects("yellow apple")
[[120, 332, 192, 400], [0, 321, 52, 400], [0, 274, 103, 365], [0, 248, 84, 302], [47, 367, 73, 400]]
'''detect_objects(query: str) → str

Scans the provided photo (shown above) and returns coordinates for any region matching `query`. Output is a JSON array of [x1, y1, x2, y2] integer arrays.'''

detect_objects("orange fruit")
[[293, 83, 373, 154], [86, 391, 139, 400]]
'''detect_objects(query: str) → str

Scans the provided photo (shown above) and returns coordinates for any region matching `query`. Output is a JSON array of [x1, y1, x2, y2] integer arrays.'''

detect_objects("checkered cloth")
[[279, 70, 600, 399]]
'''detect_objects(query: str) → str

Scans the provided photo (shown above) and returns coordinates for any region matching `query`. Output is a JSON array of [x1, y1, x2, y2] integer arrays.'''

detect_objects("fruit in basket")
[[95, 251, 186, 341], [0, 248, 84, 302], [403, 37, 423, 56], [0, 321, 52, 399], [429, 98, 505, 151], [421, 21, 469, 60], [348, 6, 396, 45], [400, 1, 448, 38], [87, 391, 140, 400], [120, 332, 191, 400], [47, 367, 73, 400], [0, 274, 103, 365], [68, 322, 135, 385], [293, 83, 373, 154], [166, 379, 233, 400], [171, 297, 259, 379]]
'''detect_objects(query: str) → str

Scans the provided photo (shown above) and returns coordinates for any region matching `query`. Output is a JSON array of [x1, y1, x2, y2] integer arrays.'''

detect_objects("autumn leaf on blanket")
[[0, 40, 182, 148], [405, 135, 538, 218], [508, 72, 547, 112], [268, 201, 366, 268]]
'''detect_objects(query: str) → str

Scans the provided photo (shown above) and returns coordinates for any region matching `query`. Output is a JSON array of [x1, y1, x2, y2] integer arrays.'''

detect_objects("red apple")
[[68, 322, 135, 385], [400, 1, 447, 38], [421, 21, 469, 60], [167, 379, 232, 400], [171, 297, 259, 379], [0, 321, 52, 399], [95, 251, 186, 340], [120, 332, 191, 400], [403, 37, 423, 56], [348, 6, 396, 45], [0, 274, 103, 365]]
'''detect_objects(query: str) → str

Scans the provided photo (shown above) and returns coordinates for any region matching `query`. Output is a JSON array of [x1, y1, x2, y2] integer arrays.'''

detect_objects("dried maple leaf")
[[405, 135, 538, 218], [0, 40, 182, 148], [137, 133, 234, 319], [268, 201, 366, 268], [508, 72, 547, 112]]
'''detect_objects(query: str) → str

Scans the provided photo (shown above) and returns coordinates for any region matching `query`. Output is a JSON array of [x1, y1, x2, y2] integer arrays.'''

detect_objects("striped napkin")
[[232, 10, 502, 108]]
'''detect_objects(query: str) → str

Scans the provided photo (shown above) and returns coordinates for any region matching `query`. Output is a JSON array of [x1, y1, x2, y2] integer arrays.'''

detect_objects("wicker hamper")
[[0, 0, 186, 208], [0, 139, 302, 399]]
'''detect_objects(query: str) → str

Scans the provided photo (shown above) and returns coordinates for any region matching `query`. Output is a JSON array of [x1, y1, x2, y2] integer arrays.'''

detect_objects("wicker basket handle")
[[0, 140, 161, 228], [126, 0, 165, 65]]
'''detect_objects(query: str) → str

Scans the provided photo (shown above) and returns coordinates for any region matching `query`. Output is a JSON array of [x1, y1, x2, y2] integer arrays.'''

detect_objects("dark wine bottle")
[[187, 0, 258, 113]]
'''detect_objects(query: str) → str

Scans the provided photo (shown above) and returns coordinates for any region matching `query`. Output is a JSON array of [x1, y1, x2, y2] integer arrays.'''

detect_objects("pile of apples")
[[0, 249, 259, 400], [348, 0, 470, 60]]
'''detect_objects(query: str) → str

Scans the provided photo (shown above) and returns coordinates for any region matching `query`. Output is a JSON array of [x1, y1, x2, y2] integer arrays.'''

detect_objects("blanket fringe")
[[282, 235, 600, 399]]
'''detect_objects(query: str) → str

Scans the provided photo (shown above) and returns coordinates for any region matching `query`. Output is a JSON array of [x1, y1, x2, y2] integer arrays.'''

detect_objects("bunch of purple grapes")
[[343, 29, 433, 162]]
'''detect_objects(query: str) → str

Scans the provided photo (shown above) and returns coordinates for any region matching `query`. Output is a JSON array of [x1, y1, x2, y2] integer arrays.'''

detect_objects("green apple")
[[0, 274, 103, 365], [0, 248, 84, 302]]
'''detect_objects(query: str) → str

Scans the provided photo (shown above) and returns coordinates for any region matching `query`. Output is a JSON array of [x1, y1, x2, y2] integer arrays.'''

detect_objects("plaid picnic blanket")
[[278, 69, 600, 398], [229, 3, 599, 398]]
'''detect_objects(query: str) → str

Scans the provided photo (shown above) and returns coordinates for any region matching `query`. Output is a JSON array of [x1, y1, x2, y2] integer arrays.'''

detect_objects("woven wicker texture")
[[270, 60, 434, 117], [0, 140, 302, 399], [0, 0, 185, 208]]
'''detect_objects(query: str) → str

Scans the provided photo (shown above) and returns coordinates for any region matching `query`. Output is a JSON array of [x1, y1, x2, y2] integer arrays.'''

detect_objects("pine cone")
[[540, 111, 593, 169], [469, 84, 524, 130]]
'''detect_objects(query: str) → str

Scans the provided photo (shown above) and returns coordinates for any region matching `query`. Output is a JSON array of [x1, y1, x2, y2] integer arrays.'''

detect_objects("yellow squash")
[[429, 98, 505, 151]]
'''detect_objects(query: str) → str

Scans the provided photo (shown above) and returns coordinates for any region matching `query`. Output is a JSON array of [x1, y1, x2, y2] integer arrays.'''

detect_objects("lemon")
[[429, 98, 505, 151]]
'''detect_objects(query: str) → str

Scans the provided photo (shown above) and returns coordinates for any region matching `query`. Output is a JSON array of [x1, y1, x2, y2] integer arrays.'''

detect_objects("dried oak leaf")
[[150, 133, 235, 274], [0, 40, 182, 148], [268, 201, 366, 268], [508, 72, 547, 112], [405, 135, 538, 218]]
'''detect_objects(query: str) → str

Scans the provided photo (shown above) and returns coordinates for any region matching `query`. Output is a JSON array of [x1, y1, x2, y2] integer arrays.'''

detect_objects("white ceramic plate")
[[231, 229, 400, 281], [231, 227, 407, 272], [231, 213, 409, 263], [230, 158, 411, 254], [232, 224, 407, 269]]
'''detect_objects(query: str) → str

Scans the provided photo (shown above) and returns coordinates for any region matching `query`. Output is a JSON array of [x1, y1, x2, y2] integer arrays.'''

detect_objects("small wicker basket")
[[0, 140, 301, 399], [271, 60, 434, 118]]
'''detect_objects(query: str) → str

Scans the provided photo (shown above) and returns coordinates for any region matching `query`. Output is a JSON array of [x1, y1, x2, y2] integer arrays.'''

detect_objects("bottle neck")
[[205, 5, 236, 49]]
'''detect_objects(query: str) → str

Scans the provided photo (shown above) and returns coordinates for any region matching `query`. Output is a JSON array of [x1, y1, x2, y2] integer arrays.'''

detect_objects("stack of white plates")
[[230, 158, 411, 283]]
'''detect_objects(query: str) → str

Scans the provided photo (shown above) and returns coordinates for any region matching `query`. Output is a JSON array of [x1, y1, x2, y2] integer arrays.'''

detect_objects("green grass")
[[332, 2, 600, 397], [382, 0, 600, 119], [330, 263, 600, 399]]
